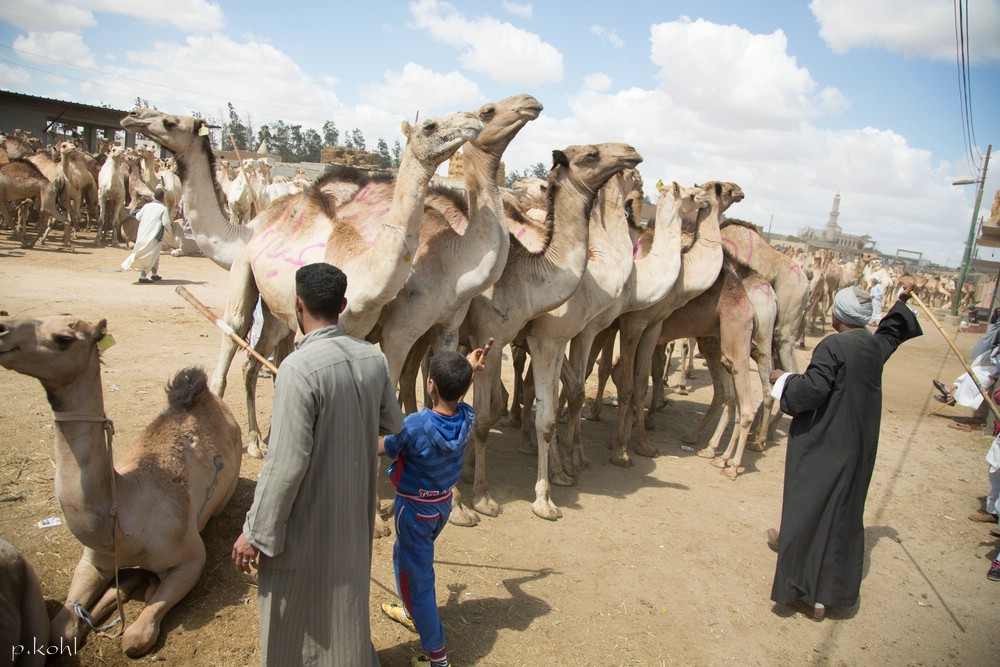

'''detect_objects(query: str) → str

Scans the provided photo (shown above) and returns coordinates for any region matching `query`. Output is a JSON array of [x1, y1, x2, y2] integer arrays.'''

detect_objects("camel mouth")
[[519, 107, 542, 120], [0, 345, 20, 363]]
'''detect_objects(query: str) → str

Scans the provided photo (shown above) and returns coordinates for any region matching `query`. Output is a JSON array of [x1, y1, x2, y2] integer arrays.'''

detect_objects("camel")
[[95, 147, 128, 246], [137, 145, 159, 193], [510, 168, 657, 519], [0, 159, 70, 247], [456, 142, 642, 524], [601, 181, 742, 467], [0, 537, 49, 667], [0, 315, 242, 658], [38, 142, 99, 246], [662, 265, 777, 475], [120, 107, 484, 433], [226, 159, 257, 225]]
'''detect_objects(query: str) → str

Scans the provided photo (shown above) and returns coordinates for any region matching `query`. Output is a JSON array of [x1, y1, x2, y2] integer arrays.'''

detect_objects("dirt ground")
[[1, 231, 999, 666]]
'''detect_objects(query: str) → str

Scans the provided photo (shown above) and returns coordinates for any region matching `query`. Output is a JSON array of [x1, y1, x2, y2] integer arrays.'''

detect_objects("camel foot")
[[473, 496, 502, 518], [373, 515, 392, 539], [633, 442, 660, 458], [122, 619, 159, 658], [517, 441, 538, 456], [608, 450, 633, 467], [583, 407, 602, 422], [721, 466, 744, 480], [746, 440, 765, 452], [504, 414, 522, 429], [680, 433, 699, 445], [531, 497, 562, 521], [709, 457, 729, 469], [676, 386, 689, 396], [572, 453, 591, 472], [448, 504, 480, 527], [550, 471, 577, 487], [696, 447, 717, 459]]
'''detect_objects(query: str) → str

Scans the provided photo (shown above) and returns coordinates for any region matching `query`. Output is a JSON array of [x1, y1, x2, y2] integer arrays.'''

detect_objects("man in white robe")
[[121, 188, 171, 283]]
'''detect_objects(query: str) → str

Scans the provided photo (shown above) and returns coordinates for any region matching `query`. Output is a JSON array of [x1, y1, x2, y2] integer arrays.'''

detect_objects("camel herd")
[[0, 95, 978, 658]]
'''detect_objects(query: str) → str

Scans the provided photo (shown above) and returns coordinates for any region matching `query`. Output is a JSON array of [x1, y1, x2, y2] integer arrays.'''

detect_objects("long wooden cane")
[[909, 292, 1000, 423], [175, 286, 279, 375]]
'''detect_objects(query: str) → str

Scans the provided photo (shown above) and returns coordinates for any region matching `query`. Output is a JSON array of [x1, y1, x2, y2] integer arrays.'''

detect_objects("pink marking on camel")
[[633, 240, 643, 259], [721, 237, 739, 257], [253, 227, 278, 264], [291, 209, 305, 233], [516, 228, 526, 238], [267, 247, 290, 260], [284, 242, 326, 267], [267, 270, 278, 278]]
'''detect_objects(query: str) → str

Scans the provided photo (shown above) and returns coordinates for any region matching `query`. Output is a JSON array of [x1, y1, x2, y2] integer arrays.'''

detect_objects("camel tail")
[[166, 367, 209, 411]]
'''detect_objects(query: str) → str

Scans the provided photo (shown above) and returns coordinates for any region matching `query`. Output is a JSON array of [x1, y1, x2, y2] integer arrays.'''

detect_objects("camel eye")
[[164, 117, 177, 129], [53, 334, 75, 350], [422, 121, 438, 135], [480, 106, 495, 118]]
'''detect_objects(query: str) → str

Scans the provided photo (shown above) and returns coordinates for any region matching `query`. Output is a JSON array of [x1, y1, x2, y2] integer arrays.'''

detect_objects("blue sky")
[[1, 0, 998, 266]]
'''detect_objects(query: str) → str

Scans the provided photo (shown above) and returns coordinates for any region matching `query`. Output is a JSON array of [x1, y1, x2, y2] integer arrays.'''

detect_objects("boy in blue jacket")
[[379, 346, 486, 667]]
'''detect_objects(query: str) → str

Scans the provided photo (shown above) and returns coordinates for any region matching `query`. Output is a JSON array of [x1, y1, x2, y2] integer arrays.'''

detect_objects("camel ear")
[[551, 150, 569, 170], [92, 319, 108, 342], [671, 181, 681, 196], [400, 120, 412, 140], [714, 182, 723, 196]]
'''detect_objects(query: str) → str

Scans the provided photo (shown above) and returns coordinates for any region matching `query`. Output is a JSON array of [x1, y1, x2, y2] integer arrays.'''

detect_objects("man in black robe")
[[767, 282, 920, 619]]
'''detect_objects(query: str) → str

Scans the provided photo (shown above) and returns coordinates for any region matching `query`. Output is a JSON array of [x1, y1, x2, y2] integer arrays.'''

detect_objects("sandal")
[[381, 602, 416, 633]]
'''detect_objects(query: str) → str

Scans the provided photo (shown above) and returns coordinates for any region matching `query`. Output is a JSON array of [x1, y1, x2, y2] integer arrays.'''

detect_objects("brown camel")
[[0, 537, 49, 667], [0, 316, 242, 658], [0, 159, 70, 247]]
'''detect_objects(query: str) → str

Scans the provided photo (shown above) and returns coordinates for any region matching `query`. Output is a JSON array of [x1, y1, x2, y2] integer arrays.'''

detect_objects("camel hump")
[[166, 367, 208, 411]]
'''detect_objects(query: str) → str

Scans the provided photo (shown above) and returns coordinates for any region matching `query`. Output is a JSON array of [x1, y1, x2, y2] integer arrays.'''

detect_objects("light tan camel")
[[511, 167, 644, 519], [38, 142, 99, 246], [457, 143, 643, 524], [602, 181, 742, 466], [120, 107, 483, 447], [0, 159, 70, 247], [0, 537, 49, 667], [95, 147, 128, 246], [0, 315, 242, 658]]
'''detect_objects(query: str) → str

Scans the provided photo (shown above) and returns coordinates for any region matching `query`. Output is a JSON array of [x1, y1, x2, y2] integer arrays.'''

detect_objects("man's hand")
[[769, 370, 786, 385], [232, 533, 260, 574], [898, 283, 915, 302]]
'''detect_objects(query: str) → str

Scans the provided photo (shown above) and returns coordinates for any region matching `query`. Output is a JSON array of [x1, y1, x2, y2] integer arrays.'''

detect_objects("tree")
[[391, 139, 403, 167], [133, 96, 151, 109], [346, 128, 366, 152], [505, 169, 523, 188], [322, 120, 339, 147], [224, 102, 254, 152], [375, 139, 392, 168], [301, 128, 322, 162], [530, 162, 548, 179]]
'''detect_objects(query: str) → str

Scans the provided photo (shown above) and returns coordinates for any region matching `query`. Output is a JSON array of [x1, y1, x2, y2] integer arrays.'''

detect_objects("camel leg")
[[525, 337, 568, 519], [243, 310, 290, 459], [585, 328, 616, 421], [710, 327, 758, 480], [517, 359, 537, 454], [15, 552, 49, 667], [508, 344, 528, 428], [209, 258, 258, 399], [608, 330, 637, 466], [564, 331, 597, 474], [467, 352, 503, 518], [683, 339, 727, 455], [649, 342, 668, 413], [747, 342, 774, 452], [50, 550, 116, 651], [398, 333, 431, 414], [120, 549, 205, 658], [631, 323, 664, 459]]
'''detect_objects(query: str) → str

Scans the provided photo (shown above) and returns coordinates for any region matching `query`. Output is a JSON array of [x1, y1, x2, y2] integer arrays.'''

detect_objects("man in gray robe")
[[767, 283, 920, 619], [232, 263, 404, 666]]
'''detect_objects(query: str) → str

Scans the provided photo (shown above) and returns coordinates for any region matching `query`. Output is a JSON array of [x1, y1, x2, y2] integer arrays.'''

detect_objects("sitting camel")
[[0, 537, 49, 666], [0, 315, 242, 658]]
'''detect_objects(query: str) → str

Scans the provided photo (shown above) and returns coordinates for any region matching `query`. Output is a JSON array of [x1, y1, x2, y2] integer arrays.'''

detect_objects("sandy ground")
[[1, 231, 999, 666]]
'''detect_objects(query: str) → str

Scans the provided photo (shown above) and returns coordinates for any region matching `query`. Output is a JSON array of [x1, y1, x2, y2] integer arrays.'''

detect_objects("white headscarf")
[[833, 286, 873, 328]]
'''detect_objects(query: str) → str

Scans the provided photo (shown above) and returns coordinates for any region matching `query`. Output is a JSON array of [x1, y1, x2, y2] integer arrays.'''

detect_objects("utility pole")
[[951, 144, 992, 316]]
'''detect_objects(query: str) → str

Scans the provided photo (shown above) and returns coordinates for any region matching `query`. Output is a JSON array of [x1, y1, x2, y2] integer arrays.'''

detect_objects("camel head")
[[471, 94, 543, 155], [0, 315, 109, 386], [122, 109, 216, 158], [550, 143, 643, 198], [108, 146, 126, 166], [698, 181, 744, 213], [657, 180, 712, 220], [400, 112, 483, 169], [58, 141, 78, 159]]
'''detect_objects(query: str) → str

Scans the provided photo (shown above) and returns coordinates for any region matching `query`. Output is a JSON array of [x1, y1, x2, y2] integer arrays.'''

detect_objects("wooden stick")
[[910, 293, 1000, 423], [175, 286, 279, 375], [229, 133, 260, 214], [480, 337, 495, 361]]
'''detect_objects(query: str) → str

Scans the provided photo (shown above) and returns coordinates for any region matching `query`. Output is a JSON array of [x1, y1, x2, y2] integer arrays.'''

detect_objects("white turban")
[[833, 286, 873, 328]]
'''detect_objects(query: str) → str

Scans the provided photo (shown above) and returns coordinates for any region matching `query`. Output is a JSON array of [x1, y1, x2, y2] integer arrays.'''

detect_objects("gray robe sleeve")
[[243, 364, 317, 557]]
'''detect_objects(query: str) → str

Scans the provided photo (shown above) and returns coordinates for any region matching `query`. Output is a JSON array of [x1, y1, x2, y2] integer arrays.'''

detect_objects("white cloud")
[[650, 17, 846, 130], [409, 0, 562, 86], [13, 31, 97, 68], [811, 0, 1000, 63], [583, 72, 613, 91], [501, 1, 532, 18], [360, 62, 484, 117], [590, 25, 624, 49], [0, 63, 32, 87], [0, 0, 96, 31], [84, 0, 224, 32]]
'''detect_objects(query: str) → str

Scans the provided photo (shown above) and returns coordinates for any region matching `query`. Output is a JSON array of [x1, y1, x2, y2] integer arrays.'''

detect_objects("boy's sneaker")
[[411, 656, 450, 667], [988, 559, 1000, 582], [381, 602, 416, 633]]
